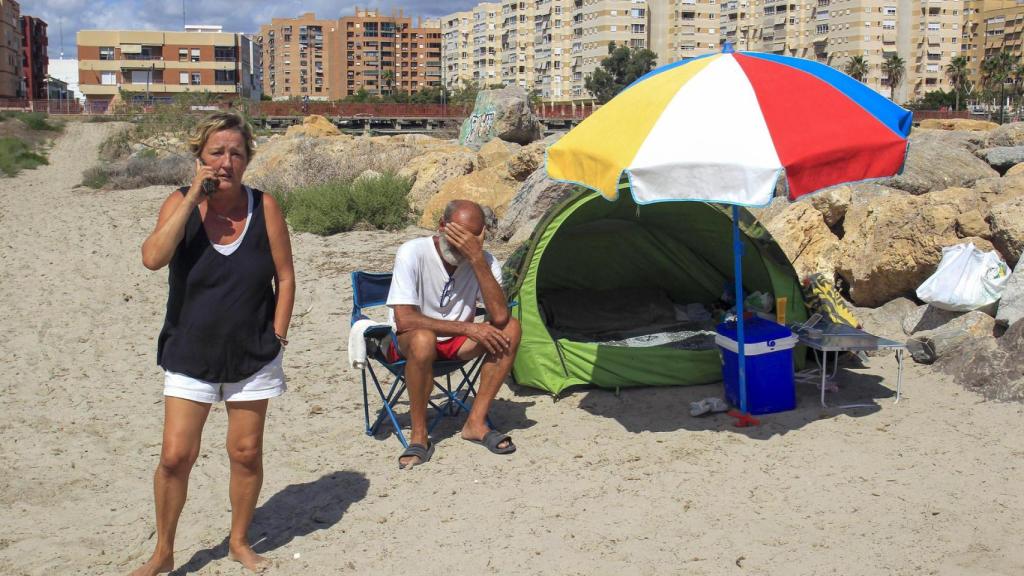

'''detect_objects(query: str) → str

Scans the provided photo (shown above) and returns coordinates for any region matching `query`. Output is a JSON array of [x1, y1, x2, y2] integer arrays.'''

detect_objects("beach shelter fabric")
[[504, 188, 808, 396]]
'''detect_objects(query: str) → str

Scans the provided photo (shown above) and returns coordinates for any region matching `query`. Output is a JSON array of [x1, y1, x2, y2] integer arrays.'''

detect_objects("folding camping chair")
[[350, 271, 490, 448]]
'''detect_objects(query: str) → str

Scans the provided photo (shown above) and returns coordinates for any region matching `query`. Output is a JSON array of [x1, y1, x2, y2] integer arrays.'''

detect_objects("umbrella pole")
[[728, 206, 760, 427]]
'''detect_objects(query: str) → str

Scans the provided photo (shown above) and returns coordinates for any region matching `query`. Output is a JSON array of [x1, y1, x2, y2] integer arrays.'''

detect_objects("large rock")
[[476, 138, 518, 170], [937, 319, 1024, 401], [495, 167, 578, 244], [996, 261, 1024, 327], [904, 307, 996, 364], [988, 195, 1024, 267], [837, 188, 996, 306], [975, 146, 1024, 173], [397, 148, 477, 212], [459, 87, 544, 150], [284, 115, 344, 138], [245, 132, 437, 195], [985, 121, 1024, 147], [808, 185, 852, 228], [760, 201, 841, 280], [419, 166, 518, 227], [506, 140, 545, 182], [854, 297, 919, 342], [918, 118, 999, 131], [1005, 162, 1024, 177], [883, 130, 998, 194]]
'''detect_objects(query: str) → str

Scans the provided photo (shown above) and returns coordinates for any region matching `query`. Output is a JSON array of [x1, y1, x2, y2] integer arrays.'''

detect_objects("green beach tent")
[[504, 188, 808, 396]]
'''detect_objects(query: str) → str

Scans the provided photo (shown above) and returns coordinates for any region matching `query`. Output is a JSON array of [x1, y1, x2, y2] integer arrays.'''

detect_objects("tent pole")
[[732, 206, 748, 414]]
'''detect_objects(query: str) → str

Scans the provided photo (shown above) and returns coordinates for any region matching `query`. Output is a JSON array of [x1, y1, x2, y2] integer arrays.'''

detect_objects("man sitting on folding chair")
[[386, 199, 521, 468]]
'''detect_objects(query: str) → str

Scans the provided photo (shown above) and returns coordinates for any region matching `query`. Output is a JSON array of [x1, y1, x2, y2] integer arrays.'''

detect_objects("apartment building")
[[470, 3, 502, 87], [21, 15, 46, 99], [534, 0, 575, 101], [570, 0, 650, 100], [77, 28, 261, 108], [670, 0, 719, 61], [964, 0, 1024, 89], [329, 8, 442, 98], [500, 0, 535, 89], [260, 13, 332, 100], [443, 11, 474, 89], [0, 0, 21, 98]]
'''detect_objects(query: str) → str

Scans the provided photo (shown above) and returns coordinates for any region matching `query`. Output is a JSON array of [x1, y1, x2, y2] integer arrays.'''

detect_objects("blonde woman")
[[132, 112, 294, 575]]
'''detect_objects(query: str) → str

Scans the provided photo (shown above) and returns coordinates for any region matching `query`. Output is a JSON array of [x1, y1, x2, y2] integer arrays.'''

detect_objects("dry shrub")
[[85, 154, 193, 190]]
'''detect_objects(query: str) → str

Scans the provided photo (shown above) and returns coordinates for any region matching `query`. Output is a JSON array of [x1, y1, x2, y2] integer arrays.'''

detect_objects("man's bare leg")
[[225, 399, 271, 572], [397, 329, 437, 467], [460, 318, 521, 448], [129, 397, 211, 576]]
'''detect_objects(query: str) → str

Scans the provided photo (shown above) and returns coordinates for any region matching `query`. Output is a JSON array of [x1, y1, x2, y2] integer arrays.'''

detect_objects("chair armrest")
[[363, 325, 394, 339]]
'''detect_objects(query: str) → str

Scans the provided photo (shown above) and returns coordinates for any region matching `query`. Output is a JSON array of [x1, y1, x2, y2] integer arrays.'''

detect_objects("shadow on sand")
[[368, 396, 538, 445], [170, 470, 369, 575], [571, 356, 897, 440]]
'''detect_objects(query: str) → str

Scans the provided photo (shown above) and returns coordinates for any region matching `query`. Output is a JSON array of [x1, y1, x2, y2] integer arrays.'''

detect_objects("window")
[[191, 72, 201, 85], [884, 6, 896, 15], [215, 70, 237, 84], [611, 25, 617, 32], [816, 24, 829, 34], [928, 22, 940, 31], [99, 47, 115, 60], [214, 46, 236, 62], [179, 72, 189, 84], [191, 48, 200, 62], [882, 20, 896, 30], [101, 71, 116, 85], [178, 48, 188, 61]]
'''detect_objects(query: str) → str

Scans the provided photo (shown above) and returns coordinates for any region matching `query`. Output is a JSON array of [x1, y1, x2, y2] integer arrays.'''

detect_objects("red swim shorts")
[[386, 335, 469, 363]]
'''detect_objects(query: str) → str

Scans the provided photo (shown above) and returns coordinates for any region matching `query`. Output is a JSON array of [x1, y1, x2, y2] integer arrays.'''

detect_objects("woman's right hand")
[[189, 159, 217, 200]]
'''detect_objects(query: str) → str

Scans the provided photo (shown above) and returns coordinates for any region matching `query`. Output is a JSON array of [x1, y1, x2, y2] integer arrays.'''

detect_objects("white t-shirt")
[[386, 236, 503, 341]]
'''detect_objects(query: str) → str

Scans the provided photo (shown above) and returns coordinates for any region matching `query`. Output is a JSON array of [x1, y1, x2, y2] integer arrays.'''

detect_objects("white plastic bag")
[[916, 243, 1010, 311]]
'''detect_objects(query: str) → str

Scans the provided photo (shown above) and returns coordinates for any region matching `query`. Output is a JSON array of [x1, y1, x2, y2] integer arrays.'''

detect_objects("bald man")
[[385, 199, 522, 468]]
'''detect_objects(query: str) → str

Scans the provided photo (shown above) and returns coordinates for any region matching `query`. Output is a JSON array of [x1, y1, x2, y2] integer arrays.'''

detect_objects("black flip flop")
[[398, 442, 434, 469], [466, 430, 516, 455]]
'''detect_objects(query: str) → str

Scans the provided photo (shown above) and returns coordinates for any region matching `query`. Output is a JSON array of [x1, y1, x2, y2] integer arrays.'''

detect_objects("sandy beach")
[[1, 122, 1022, 575]]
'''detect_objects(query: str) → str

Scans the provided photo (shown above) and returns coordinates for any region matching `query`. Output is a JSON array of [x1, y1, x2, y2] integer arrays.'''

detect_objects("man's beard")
[[437, 234, 465, 267]]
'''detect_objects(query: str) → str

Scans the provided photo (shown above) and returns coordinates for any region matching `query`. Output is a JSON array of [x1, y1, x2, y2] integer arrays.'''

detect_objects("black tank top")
[[157, 187, 281, 382]]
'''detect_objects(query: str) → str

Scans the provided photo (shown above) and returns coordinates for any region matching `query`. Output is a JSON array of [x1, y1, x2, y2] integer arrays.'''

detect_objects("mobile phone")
[[198, 159, 219, 196]]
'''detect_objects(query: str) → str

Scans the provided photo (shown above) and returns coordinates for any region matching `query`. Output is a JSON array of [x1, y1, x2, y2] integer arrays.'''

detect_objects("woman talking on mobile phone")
[[133, 112, 294, 575]]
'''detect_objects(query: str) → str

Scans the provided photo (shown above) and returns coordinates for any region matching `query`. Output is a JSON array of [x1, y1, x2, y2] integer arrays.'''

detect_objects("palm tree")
[[945, 55, 970, 112], [982, 51, 1015, 123], [844, 55, 869, 82], [882, 54, 905, 102], [381, 69, 395, 97]]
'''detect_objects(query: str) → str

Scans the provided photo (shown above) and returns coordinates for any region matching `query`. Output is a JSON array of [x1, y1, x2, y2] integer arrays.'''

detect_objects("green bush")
[[0, 137, 48, 176], [279, 172, 412, 236], [15, 112, 62, 131]]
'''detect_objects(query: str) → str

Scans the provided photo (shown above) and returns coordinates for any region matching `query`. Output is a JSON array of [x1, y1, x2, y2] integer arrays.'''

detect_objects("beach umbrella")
[[546, 44, 912, 424]]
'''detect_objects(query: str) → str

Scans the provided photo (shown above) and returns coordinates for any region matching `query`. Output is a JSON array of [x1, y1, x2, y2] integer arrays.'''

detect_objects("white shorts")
[[163, 350, 286, 403]]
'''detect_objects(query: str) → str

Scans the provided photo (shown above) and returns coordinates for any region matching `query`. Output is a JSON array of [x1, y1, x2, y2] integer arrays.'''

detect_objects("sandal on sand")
[[398, 442, 434, 469], [466, 430, 516, 455]]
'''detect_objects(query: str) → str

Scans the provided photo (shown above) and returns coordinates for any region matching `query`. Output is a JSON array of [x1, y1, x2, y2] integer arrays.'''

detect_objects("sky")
[[24, 0, 475, 60]]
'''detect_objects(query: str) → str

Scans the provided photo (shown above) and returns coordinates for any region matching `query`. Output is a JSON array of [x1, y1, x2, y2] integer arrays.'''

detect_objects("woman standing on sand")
[[131, 112, 294, 575]]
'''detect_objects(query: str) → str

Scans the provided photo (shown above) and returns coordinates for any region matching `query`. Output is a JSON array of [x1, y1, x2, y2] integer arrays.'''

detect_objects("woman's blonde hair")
[[188, 111, 256, 160]]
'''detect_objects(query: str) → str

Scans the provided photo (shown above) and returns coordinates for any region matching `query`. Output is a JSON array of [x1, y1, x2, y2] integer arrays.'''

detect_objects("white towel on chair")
[[349, 319, 381, 369]]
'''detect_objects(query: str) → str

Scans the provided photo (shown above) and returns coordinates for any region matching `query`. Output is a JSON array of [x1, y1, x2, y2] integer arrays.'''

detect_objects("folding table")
[[794, 323, 907, 407]]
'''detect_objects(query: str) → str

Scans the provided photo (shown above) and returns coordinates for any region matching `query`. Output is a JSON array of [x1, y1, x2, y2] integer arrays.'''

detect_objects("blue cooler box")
[[715, 317, 798, 415]]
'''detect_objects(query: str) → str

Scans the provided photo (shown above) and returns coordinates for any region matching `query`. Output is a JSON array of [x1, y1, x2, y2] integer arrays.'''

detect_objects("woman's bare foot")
[[228, 544, 271, 573], [127, 552, 173, 576]]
